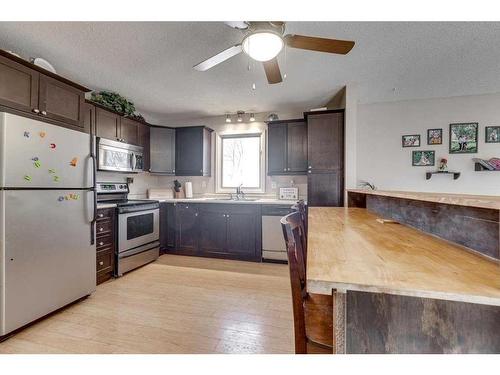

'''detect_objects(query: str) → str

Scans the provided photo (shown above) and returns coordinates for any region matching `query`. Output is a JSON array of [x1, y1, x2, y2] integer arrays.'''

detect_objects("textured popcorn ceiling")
[[1, 22, 499, 121]]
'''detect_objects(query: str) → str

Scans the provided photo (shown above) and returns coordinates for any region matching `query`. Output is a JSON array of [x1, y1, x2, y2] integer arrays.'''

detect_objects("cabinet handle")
[[98, 213, 104, 218], [308, 166, 312, 169], [200, 169, 203, 173], [41, 110, 47, 116], [99, 261, 104, 266], [308, 171, 311, 174], [32, 108, 40, 114], [283, 168, 286, 171], [99, 227, 104, 232], [226, 214, 230, 218], [172, 169, 175, 173], [99, 242, 104, 246], [195, 212, 198, 217]]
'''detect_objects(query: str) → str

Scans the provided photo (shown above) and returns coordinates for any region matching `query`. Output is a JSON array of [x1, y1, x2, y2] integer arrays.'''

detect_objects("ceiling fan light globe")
[[242, 32, 284, 62]]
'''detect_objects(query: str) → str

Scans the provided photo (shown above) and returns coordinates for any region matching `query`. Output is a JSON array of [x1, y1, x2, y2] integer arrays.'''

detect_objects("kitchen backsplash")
[[97, 171, 307, 200]]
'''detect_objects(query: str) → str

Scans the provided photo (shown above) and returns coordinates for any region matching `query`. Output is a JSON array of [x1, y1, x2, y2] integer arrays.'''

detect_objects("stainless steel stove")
[[97, 182, 160, 276]]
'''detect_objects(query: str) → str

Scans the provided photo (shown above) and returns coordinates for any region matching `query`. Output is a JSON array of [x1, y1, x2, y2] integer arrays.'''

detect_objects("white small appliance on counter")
[[184, 181, 193, 198]]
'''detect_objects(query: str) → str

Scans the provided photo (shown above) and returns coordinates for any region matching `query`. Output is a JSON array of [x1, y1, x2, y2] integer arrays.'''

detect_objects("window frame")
[[215, 130, 266, 194]]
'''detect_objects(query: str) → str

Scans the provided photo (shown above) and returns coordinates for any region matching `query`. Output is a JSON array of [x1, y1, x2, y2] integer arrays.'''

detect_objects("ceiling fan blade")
[[193, 44, 243, 71], [262, 58, 282, 84], [224, 21, 249, 30], [284, 34, 355, 55]]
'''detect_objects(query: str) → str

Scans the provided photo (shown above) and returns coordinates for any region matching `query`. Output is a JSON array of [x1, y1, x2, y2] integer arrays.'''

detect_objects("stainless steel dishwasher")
[[261, 205, 295, 262]]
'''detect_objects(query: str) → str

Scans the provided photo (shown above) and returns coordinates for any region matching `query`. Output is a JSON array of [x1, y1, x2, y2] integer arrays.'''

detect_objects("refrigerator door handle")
[[89, 154, 97, 245]]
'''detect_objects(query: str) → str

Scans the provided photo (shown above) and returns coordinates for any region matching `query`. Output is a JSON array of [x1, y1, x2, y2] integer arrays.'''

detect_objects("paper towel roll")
[[185, 181, 193, 198]]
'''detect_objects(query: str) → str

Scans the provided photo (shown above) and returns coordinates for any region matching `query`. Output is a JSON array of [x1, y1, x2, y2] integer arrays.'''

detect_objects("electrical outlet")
[[271, 182, 277, 189]]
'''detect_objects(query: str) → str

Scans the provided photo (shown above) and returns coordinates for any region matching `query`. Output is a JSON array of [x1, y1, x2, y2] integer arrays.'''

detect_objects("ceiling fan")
[[193, 21, 355, 84]]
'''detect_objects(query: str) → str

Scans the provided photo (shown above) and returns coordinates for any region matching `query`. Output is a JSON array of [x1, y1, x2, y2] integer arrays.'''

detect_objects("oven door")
[[118, 208, 160, 252]]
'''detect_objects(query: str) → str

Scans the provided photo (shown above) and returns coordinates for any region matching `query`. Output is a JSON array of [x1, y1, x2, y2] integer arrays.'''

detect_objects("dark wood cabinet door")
[[159, 202, 168, 252], [307, 111, 344, 172], [0, 55, 39, 114], [226, 205, 261, 261], [38, 74, 84, 128], [175, 127, 204, 176], [175, 204, 198, 253], [267, 122, 288, 175], [198, 206, 228, 255], [82, 102, 95, 135], [287, 121, 307, 173], [120, 117, 139, 145], [138, 123, 150, 171], [95, 107, 119, 141], [307, 171, 344, 207]]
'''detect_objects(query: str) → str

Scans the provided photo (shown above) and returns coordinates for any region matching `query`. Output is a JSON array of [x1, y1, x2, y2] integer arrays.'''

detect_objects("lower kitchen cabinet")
[[175, 203, 199, 255], [96, 207, 116, 284], [161, 203, 262, 262], [159, 202, 176, 252]]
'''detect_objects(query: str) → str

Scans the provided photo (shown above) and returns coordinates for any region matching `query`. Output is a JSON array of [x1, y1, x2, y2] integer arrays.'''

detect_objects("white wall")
[[357, 93, 500, 195]]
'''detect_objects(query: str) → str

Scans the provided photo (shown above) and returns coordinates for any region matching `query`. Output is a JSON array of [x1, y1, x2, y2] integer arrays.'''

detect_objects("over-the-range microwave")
[[97, 137, 144, 173]]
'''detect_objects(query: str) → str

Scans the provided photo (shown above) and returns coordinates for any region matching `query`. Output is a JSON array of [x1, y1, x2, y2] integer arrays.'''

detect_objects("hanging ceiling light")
[[242, 31, 284, 62], [225, 114, 231, 123], [249, 113, 255, 122]]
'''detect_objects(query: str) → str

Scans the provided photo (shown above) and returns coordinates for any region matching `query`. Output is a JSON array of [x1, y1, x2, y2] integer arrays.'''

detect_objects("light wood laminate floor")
[[0, 255, 294, 354]]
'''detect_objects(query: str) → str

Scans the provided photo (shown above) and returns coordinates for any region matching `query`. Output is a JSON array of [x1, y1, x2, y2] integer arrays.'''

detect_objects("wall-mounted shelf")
[[474, 162, 499, 172], [426, 171, 461, 180]]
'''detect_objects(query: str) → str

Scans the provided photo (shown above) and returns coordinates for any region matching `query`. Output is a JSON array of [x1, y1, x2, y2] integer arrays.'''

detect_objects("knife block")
[[174, 189, 185, 199]]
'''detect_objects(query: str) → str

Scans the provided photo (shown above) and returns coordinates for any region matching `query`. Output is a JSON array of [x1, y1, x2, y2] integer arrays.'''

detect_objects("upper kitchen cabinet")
[[95, 107, 119, 140], [120, 117, 139, 145], [305, 110, 345, 207], [175, 126, 213, 176], [94, 105, 140, 145], [0, 54, 39, 113], [38, 74, 85, 128], [0, 51, 90, 132], [137, 122, 150, 172], [306, 110, 344, 172], [267, 119, 307, 175], [150, 126, 175, 174]]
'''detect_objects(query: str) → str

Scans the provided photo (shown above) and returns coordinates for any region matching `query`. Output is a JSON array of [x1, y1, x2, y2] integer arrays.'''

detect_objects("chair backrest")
[[291, 200, 308, 263], [281, 211, 308, 354]]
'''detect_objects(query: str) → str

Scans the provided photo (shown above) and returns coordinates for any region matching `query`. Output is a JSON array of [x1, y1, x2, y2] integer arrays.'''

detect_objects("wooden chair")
[[281, 212, 333, 354]]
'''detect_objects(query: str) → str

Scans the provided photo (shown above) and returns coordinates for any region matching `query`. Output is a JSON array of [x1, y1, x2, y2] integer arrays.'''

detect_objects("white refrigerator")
[[0, 112, 96, 337]]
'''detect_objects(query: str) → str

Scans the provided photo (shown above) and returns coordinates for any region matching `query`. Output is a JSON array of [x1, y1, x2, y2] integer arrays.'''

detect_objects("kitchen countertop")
[[307, 207, 500, 306], [347, 189, 500, 210], [147, 197, 302, 206]]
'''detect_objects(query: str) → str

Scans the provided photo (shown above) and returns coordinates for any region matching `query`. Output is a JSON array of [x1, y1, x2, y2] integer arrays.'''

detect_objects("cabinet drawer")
[[97, 208, 114, 221], [97, 234, 113, 250], [96, 220, 113, 237], [97, 249, 114, 273]]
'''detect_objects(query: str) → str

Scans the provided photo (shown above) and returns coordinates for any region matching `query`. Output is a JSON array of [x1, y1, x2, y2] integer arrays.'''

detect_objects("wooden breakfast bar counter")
[[307, 207, 500, 354]]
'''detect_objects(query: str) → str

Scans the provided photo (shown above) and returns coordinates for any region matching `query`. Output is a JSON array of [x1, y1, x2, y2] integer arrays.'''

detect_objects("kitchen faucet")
[[235, 184, 244, 200]]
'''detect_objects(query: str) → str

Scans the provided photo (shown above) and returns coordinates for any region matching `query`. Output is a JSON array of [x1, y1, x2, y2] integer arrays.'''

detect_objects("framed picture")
[[427, 128, 442, 145], [485, 126, 500, 143], [412, 150, 435, 166], [449, 123, 478, 153], [402, 134, 420, 147]]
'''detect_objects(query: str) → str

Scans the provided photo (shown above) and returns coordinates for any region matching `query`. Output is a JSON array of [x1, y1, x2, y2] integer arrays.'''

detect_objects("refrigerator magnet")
[[31, 157, 39, 161], [49, 143, 56, 149], [39, 131, 46, 138], [48, 168, 56, 174], [53, 175, 60, 182], [24, 131, 30, 138], [33, 160, 41, 168], [69, 157, 78, 167], [24, 175, 32, 182], [57, 196, 65, 202]]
